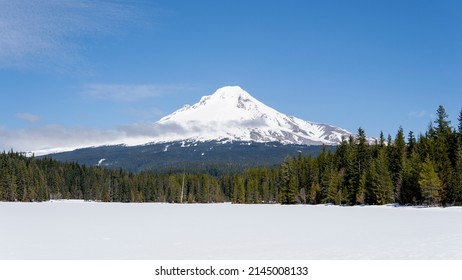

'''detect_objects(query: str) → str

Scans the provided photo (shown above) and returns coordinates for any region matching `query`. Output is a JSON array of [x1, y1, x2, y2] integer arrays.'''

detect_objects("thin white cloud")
[[15, 113, 42, 123], [408, 111, 427, 119], [118, 122, 186, 138], [0, 125, 121, 154], [0, 122, 185, 155], [83, 84, 166, 102], [82, 83, 199, 102], [0, 81, 202, 153], [0, 0, 139, 70]]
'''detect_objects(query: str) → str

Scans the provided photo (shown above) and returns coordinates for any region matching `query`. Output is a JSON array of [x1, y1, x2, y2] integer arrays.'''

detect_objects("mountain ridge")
[[150, 86, 353, 145], [44, 86, 357, 171], [46, 140, 333, 173]]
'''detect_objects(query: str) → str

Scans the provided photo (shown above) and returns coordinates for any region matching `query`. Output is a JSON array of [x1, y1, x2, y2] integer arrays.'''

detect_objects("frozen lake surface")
[[1, 201, 461, 260]]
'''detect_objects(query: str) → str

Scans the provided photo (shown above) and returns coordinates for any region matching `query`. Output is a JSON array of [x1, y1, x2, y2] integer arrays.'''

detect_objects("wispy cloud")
[[82, 83, 199, 102], [15, 113, 42, 123], [0, 122, 185, 155], [118, 122, 186, 138], [83, 84, 167, 102], [408, 111, 427, 119], [0, 0, 139, 70], [0, 125, 122, 154]]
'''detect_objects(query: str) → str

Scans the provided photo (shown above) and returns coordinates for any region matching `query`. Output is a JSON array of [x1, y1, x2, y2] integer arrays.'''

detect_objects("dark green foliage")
[[370, 148, 394, 204], [390, 127, 406, 204], [279, 156, 298, 204], [458, 108, 462, 137], [0, 152, 225, 203], [1, 106, 462, 206], [419, 157, 443, 206], [45, 141, 330, 173]]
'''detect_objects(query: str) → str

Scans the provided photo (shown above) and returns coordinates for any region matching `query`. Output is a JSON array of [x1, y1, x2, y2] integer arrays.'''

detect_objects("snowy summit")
[[156, 86, 352, 145], [34, 86, 355, 155]]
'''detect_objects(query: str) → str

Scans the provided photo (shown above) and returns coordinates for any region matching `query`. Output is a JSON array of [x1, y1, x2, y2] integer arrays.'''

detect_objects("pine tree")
[[402, 148, 422, 205], [0, 167, 13, 201], [390, 127, 406, 204], [356, 171, 367, 205], [326, 170, 344, 205], [344, 135, 358, 205], [245, 171, 260, 203], [419, 157, 443, 206], [458, 108, 462, 139], [279, 156, 298, 204], [379, 131, 385, 147], [232, 175, 245, 204], [407, 131, 416, 157], [356, 128, 369, 173], [435, 105, 451, 135], [371, 149, 394, 205], [431, 106, 453, 204], [352, 127, 370, 204], [453, 146, 462, 205]]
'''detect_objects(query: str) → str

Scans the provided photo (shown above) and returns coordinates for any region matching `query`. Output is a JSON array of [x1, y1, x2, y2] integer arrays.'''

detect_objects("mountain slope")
[[45, 86, 356, 171], [47, 141, 332, 173], [153, 86, 352, 145]]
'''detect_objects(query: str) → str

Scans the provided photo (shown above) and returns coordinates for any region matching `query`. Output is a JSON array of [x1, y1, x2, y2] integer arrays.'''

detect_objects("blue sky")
[[1, 0, 461, 152]]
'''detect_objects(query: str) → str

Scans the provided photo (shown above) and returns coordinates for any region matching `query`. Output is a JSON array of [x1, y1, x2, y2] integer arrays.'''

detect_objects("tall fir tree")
[[279, 156, 298, 204], [458, 108, 462, 139], [390, 127, 406, 204], [402, 148, 422, 205], [371, 148, 394, 205], [407, 131, 416, 157], [419, 157, 443, 206], [326, 170, 343, 205], [435, 105, 451, 135]]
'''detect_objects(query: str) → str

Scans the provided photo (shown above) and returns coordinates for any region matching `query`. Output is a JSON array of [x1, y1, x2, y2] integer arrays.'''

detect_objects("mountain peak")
[[197, 86, 254, 108], [211, 86, 252, 99], [157, 86, 353, 145]]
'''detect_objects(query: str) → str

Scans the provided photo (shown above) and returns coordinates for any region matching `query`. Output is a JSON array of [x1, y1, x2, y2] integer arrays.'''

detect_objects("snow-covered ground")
[[1, 201, 461, 260]]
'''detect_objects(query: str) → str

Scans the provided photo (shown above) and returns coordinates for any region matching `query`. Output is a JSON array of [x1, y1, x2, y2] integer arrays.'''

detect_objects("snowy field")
[[1, 201, 461, 260]]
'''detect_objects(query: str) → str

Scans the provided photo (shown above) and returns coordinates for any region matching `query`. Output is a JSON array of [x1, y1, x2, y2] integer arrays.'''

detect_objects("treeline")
[[275, 106, 462, 206], [1, 106, 462, 206], [0, 153, 227, 203]]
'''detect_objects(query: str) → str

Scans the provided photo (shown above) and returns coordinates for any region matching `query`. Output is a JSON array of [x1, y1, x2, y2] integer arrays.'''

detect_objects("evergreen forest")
[[1, 106, 462, 206]]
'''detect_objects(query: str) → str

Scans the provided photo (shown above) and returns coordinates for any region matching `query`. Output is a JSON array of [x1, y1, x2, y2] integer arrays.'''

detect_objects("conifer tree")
[[435, 105, 451, 135], [379, 131, 385, 147], [371, 149, 394, 205], [279, 156, 298, 204], [402, 148, 422, 205], [232, 175, 245, 204], [431, 106, 453, 204], [350, 127, 370, 204], [453, 146, 462, 205], [357, 171, 367, 205], [390, 127, 406, 204], [458, 108, 462, 139], [326, 170, 344, 205], [344, 135, 358, 205], [407, 131, 416, 157], [419, 157, 443, 206]]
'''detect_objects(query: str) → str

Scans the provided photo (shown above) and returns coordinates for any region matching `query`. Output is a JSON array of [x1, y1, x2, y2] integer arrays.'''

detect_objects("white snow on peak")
[[155, 86, 353, 145], [160, 86, 259, 123], [33, 86, 357, 155]]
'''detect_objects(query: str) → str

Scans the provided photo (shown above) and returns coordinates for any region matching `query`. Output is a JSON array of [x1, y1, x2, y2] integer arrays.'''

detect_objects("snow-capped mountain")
[[154, 86, 352, 145], [46, 86, 356, 170]]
